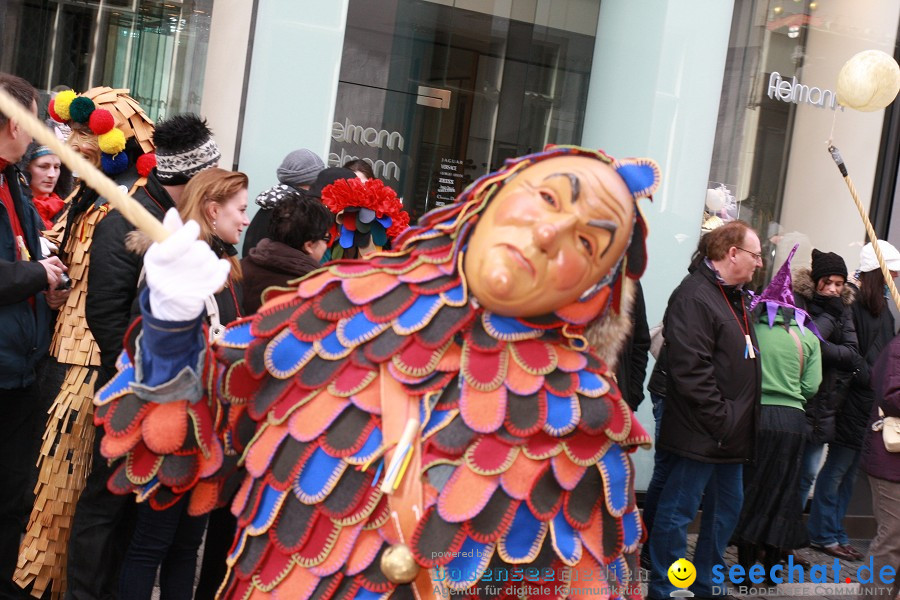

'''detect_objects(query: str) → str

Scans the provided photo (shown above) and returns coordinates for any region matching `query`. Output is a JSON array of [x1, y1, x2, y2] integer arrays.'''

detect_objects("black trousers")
[[0, 384, 40, 600], [64, 431, 136, 600]]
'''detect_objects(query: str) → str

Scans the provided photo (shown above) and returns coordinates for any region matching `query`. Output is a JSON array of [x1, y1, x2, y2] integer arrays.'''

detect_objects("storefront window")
[[708, 0, 900, 283], [330, 0, 599, 217], [1, 0, 213, 121]]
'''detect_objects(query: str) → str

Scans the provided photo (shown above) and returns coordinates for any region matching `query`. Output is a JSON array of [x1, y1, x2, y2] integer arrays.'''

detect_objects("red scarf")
[[0, 158, 27, 259], [31, 192, 65, 229]]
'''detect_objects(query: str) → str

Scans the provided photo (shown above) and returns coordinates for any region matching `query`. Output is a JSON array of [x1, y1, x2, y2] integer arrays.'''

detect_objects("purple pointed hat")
[[751, 244, 822, 339]]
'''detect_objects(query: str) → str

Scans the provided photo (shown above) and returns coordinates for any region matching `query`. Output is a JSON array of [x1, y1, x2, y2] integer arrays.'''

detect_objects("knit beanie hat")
[[811, 249, 848, 283], [276, 149, 325, 189], [154, 114, 220, 185]]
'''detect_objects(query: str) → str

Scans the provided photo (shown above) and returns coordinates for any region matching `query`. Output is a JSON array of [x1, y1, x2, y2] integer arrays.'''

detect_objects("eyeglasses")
[[322, 232, 332, 243], [736, 247, 763, 262]]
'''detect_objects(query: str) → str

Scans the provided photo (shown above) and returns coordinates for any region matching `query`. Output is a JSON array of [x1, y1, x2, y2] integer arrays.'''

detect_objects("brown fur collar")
[[584, 277, 636, 371], [793, 267, 855, 305], [125, 230, 153, 256]]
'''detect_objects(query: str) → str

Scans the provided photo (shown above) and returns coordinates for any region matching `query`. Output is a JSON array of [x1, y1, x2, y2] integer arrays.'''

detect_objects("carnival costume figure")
[[94, 145, 659, 599], [15, 87, 155, 599]]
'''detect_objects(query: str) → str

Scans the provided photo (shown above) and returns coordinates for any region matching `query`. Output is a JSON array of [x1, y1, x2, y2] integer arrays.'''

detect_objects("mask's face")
[[464, 156, 634, 317], [68, 124, 101, 168]]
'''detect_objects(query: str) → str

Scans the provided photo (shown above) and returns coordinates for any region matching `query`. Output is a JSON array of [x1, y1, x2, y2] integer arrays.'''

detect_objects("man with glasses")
[[647, 220, 763, 600]]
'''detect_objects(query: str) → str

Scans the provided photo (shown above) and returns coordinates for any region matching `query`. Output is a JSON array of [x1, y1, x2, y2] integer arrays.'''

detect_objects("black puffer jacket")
[[834, 292, 895, 450], [657, 261, 762, 463], [792, 268, 860, 443], [86, 170, 174, 383]]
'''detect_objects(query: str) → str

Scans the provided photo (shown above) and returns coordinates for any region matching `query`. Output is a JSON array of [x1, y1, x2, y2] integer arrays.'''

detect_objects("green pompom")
[[69, 96, 96, 124]]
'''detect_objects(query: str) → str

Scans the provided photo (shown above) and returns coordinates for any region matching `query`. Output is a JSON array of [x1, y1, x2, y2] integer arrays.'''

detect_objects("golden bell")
[[380, 543, 420, 584]]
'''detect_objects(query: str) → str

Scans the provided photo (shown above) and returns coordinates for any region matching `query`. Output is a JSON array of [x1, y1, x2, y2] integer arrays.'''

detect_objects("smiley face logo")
[[667, 558, 696, 588]]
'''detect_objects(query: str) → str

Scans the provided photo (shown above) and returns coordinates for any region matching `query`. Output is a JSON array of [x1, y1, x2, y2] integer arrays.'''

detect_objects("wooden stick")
[[0, 87, 169, 243], [828, 145, 900, 312]]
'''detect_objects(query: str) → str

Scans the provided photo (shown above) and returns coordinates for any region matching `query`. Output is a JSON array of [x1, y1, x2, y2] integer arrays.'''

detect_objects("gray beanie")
[[276, 149, 325, 189]]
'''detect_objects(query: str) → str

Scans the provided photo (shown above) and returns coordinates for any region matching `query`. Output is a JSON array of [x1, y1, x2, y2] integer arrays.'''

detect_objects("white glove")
[[39, 236, 58, 257], [145, 208, 231, 322]]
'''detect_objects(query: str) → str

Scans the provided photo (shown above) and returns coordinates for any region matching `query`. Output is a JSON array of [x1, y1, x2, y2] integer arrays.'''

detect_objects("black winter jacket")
[[86, 171, 174, 382], [0, 164, 53, 388], [834, 293, 895, 450], [657, 261, 762, 463], [792, 269, 860, 443], [615, 281, 651, 411]]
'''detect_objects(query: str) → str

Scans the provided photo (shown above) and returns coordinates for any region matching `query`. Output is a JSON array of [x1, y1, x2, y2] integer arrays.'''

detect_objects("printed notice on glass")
[[434, 158, 464, 208]]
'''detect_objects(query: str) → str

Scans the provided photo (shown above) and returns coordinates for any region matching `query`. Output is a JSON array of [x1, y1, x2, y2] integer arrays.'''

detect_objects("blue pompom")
[[101, 152, 129, 175]]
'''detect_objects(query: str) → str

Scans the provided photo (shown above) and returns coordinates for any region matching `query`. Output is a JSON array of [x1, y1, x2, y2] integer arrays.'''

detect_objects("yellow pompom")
[[98, 128, 126, 155], [54, 90, 77, 121]]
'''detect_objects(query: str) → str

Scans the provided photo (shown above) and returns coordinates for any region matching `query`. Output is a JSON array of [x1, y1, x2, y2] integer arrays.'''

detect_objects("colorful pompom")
[[47, 99, 63, 123], [136, 153, 156, 177], [53, 90, 77, 121], [89, 109, 115, 135], [69, 96, 96, 124], [98, 128, 126, 155], [101, 152, 129, 176]]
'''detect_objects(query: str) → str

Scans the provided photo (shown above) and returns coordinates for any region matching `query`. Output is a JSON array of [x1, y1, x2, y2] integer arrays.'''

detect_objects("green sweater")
[[754, 313, 823, 410]]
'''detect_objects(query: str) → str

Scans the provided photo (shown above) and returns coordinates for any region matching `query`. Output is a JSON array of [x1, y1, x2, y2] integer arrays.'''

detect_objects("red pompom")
[[88, 108, 116, 135], [47, 99, 62, 123], [136, 153, 157, 177]]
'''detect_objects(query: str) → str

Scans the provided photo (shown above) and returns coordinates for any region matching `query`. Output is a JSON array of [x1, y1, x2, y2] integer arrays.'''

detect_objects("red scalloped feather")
[[331, 363, 377, 397], [244, 424, 289, 479], [288, 393, 350, 442], [126, 441, 162, 483], [345, 529, 383, 575], [142, 400, 189, 455], [187, 402, 217, 456], [224, 360, 262, 403], [562, 433, 605, 465], [253, 545, 294, 588], [604, 396, 629, 440], [309, 523, 364, 576], [100, 424, 142, 458], [187, 480, 221, 516], [341, 272, 402, 305], [499, 453, 546, 500], [510, 340, 557, 375], [296, 512, 341, 563], [504, 360, 544, 396], [524, 431, 561, 460], [437, 466, 499, 523], [464, 436, 516, 475], [459, 383, 507, 434]]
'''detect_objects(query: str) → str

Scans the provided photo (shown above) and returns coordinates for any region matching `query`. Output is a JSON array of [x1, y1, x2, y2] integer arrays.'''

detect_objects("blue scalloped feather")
[[342, 311, 383, 345], [350, 427, 382, 461], [267, 332, 313, 376], [503, 503, 543, 561], [96, 364, 134, 403], [423, 408, 454, 437], [221, 320, 253, 346], [396, 294, 441, 331], [247, 484, 285, 534], [545, 392, 578, 434], [295, 447, 343, 499], [445, 537, 490, 585], [484, 313, 536, 336], [622, 508, 641, 550], [551, 511, 579, 563], [443, 283, 465, 304], [319, 329, 347, 356], [577, 370, 609, 396], [340, 226, 355, 249], [598, 445, 628, 515], [352, 589, 383, 600]]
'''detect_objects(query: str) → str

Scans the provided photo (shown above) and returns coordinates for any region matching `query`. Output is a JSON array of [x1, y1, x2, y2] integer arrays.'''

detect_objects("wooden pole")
[[828, 145, 900, 312], [0, 87, 168, 242]]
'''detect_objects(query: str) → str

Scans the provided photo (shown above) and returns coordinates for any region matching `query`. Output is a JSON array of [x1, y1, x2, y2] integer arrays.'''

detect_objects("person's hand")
[[45, 288, 69, 310], [39, 256, 66, 289], [145, 208, 231, 322]]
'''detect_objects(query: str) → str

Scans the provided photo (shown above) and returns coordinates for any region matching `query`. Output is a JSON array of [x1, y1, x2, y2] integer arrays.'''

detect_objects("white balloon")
[[836, 50, 900, 112], [705, 188, 725, 212]]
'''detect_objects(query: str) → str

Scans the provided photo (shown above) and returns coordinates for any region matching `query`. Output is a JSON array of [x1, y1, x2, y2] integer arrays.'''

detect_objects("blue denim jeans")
[[798, 442, 825, 507], [647, 455, 743, 599], [118, 497, 209, 600], [640, 394, 670, 563], [807, 444, 860, 546]]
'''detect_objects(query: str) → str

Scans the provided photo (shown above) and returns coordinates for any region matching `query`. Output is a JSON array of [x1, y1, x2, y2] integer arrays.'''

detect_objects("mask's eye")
[[540, 190, 556, 207], [579, 235, 593, 255]]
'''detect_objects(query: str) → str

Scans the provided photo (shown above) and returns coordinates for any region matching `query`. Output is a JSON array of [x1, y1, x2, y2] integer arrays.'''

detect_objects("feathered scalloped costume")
[[94, 145, 659, 600]]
